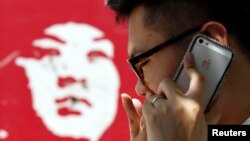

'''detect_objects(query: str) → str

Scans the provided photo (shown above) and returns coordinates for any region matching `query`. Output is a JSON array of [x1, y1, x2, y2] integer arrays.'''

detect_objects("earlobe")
[[200, 21, 228, 45]]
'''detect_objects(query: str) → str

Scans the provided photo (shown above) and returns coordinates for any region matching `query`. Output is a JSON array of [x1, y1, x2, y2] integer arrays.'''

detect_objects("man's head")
[[15, 22, 120, 140], [107, 0, 250, 124], [107, 0, 250, 57]]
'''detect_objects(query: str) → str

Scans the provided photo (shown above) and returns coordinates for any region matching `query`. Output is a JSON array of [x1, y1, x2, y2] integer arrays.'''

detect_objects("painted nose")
[[58, 77, 87, 88]]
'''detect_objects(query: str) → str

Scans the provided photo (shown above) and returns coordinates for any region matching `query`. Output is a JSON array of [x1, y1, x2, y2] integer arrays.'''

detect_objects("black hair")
[[107, 0, 250, 58]]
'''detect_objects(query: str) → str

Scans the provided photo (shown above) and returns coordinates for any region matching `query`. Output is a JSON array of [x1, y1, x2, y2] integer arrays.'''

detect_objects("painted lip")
[[55, 96, 92, 116]]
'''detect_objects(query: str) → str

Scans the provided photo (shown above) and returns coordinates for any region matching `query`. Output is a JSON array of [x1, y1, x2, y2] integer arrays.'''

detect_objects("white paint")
[[15, 22, 120, 141], [0, 129, 9, 139]]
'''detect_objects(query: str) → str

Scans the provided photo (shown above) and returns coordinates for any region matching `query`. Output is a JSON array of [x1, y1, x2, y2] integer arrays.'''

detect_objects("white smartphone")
[[173, 34, 234, 113]]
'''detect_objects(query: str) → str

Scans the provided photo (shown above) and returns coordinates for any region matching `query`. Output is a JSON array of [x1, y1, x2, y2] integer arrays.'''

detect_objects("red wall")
[[0, 0, 140, 140]]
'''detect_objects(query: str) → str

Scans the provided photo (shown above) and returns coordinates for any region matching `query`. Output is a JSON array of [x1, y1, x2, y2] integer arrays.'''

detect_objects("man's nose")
[[58, 77, 87, 88], [135, 79, 147, 96]]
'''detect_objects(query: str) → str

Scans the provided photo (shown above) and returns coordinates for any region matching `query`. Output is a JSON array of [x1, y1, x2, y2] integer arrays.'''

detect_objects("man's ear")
[[200, 21, 228, 45]]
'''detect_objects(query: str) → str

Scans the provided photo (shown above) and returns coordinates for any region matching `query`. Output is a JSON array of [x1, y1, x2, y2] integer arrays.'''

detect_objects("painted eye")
[[87, 50, 108, 62], [33, 48, 60, 59]]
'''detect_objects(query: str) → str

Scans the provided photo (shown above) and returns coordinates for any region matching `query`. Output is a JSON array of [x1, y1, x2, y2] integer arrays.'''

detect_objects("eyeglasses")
[[127, 26, 201, 83]]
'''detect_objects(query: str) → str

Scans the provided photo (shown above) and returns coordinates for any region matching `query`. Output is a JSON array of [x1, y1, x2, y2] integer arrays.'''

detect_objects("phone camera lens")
[[199, 39, 203, 44]]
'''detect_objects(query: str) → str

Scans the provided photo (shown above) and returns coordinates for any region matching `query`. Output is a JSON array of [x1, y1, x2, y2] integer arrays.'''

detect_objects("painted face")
[[15, 22, 120, 140]]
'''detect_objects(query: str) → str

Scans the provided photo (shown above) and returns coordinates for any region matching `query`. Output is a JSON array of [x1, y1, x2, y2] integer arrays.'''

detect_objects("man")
[[15, 22, 120, 141], [107, 0, 250, 141]]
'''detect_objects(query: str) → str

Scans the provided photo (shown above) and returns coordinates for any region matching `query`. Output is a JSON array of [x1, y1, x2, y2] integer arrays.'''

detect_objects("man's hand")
[[142, 52, 207, 141], [121, 94, 147, 141]]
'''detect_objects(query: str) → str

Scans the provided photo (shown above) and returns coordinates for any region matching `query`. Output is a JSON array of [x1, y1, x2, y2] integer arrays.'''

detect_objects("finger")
[[121, 93, 140, 119], [139, 115, 147, 140], [153, 97, 167, 108], [157, 79, 183, 101], [184, 52, 205, 100], [121, 93, 140, 136], [142, 100, 154, 119], [132, 98, 142, 116], [148, 95, 167, 108]]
